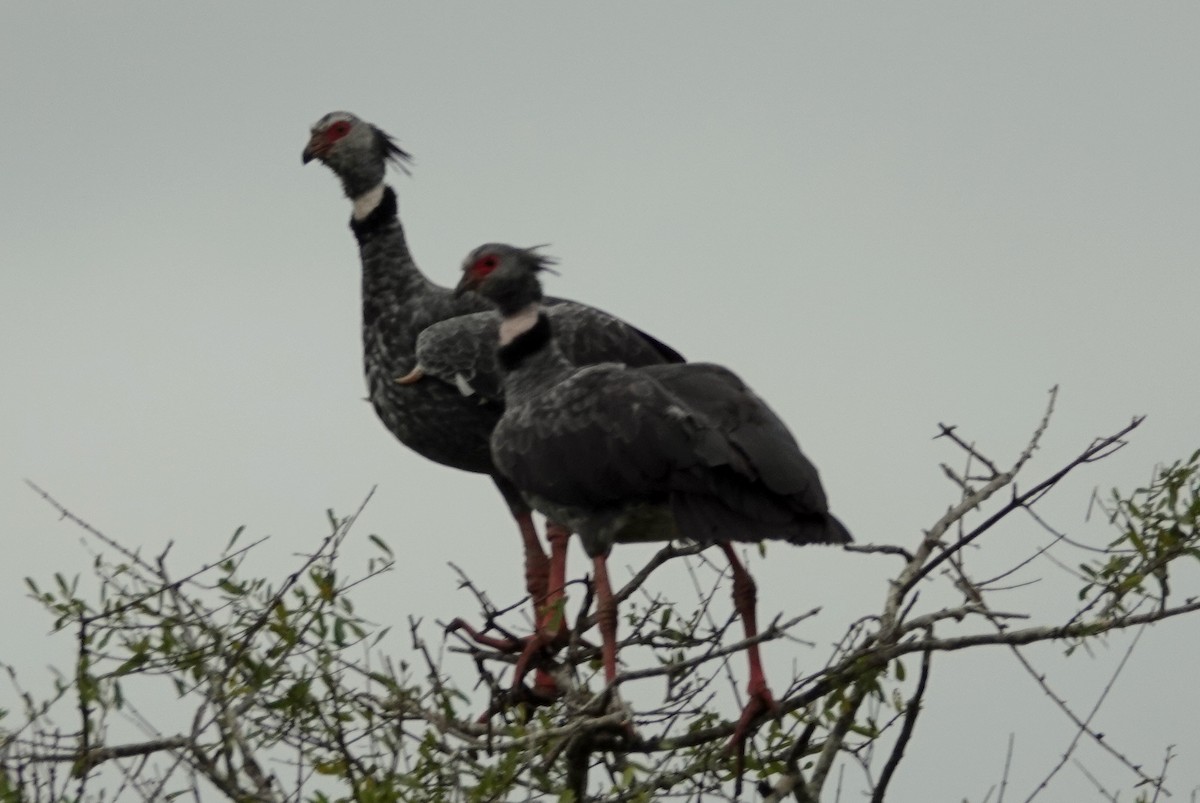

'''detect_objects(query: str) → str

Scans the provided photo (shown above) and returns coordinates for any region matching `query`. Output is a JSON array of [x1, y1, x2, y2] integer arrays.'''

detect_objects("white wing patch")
[[454, 373, 476, 397], [665, 404, 690, 422]]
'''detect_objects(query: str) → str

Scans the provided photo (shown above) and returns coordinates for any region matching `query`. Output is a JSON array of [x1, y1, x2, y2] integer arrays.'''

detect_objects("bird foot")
[[510, 622, 570, 687], [445, 616, 570, 705], [723, 683, 781, 777], [578, 687, 639, 746], [474, 676, 563, 724], [444, 616, 525, 652]]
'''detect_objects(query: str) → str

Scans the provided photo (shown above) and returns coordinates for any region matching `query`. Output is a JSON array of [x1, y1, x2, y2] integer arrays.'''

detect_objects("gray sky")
[[3, 4, 1199, 799]]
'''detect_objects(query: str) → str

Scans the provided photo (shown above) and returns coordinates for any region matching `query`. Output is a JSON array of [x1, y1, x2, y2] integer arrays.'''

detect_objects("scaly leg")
[[720, 543, 781, 766], [508, 521, 573, 693], [592, 552, 620, 684], [448, 510, 561, 699], [590, 553, 638, 742], [541, 522, 570, 640]]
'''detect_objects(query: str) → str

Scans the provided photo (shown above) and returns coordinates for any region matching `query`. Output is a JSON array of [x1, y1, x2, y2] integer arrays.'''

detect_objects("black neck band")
[[498, 314, 552, 371], [349, 186, 399, 244]]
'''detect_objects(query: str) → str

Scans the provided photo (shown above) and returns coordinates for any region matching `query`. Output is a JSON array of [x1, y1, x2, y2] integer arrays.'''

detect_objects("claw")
[[512, 608, 572, 694], [446, 615, 567, 709], [395, 367, 425, 384], [724, 681, 781, 780], [474, 677, 562, 723], [453, 517, 575, 719], [445, 617, 523, 652]]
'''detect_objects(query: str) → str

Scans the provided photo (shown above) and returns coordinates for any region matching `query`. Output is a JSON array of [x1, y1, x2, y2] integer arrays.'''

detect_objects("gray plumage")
[[303, 113, 684, 510], [459, 244, 852, 558], [459, 244, 848, 751], [412, 300, 681, 402]]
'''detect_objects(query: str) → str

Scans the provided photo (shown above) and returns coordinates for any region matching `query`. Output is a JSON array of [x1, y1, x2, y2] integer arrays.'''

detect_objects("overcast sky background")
[[3, 4, 1199, 800]]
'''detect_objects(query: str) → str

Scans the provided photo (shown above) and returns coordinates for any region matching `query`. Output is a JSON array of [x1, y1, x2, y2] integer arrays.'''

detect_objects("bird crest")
[[373, 126, 413, 176]]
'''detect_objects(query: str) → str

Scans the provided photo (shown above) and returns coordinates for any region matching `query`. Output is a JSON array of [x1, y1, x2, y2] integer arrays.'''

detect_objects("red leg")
[[447, 510, 549, 651], [719, 543, 780, 760], [540, 521, 570, 640], [514, 511, 561, 697], [517, 510, 551, 608], [448, 510, 562, 698], [590, 554, 639, 742], [508, 519, 573, 698], [592, 553, 620, 684]]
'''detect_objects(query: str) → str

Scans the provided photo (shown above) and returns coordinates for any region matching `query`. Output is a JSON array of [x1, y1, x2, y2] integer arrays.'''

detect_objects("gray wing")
[[412, 297, 684, 401], [643, 363, 852, 546], [643, 363, 823, 500], [493, 365, 701, 508], [413, 312, 504, 400], [496, 361, 851, 547], [544, 298, 684, 366]]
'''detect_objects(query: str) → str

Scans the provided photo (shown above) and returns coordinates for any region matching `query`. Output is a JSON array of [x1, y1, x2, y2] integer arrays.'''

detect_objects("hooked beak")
[[301, 132, 326, 165]]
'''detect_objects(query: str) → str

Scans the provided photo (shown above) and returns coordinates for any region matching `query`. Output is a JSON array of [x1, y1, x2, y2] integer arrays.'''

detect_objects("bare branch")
[[1022, 624, 1156, 801], [18, 736, 192, 767], [872, 646, 932, 802], [902, 414, 1143, 596]]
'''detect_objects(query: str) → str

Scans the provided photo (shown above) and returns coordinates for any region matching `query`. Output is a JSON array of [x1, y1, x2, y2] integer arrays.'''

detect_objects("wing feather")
[[413, 299, 683, 401]]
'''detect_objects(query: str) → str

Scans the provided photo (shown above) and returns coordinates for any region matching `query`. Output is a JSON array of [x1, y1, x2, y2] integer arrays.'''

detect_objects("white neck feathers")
[[498, 304, 541, 346], [352, 184, 385, 220]]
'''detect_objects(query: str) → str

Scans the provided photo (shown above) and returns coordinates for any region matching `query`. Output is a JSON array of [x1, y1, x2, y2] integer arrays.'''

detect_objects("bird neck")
[[349, 185, 400, 244], [352, 184, 386, 221], [352, 185, 443, 333], [335, 155, 387, 202], [497, 310, 570, 377], [498, 303, 542, 348]]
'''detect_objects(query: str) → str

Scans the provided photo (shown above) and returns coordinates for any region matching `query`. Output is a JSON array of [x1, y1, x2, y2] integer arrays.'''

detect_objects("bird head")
[[302, 111, 412, 199], [455, 243, 557, 315]]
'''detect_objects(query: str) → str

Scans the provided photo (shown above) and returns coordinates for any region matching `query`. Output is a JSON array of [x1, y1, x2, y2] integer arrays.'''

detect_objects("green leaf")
[[224, 525, 245, 553], [314, 759, 347, 776], [114, 652, 149, 677]]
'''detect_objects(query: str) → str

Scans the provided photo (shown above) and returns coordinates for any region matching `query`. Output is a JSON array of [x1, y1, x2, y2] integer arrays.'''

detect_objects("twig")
[[935, 423, 1002, 477], [612, 610, 819, 686], [998, 733, 1015, 803], [1022, 624, 1156, 801], [902, 414, 1142, 595], [805, 676, 871, 799], [843, 543, 914, 562], [1072, 759, 1121, 803], [19, 736, 192, 766], [871, 645, 932, 802], [1149, 745, 1174, 803]]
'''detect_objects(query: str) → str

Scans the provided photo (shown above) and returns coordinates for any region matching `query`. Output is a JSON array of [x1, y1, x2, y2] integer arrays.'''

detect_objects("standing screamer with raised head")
[[455, 243, 852, 758], [303, 113, 684, 701]]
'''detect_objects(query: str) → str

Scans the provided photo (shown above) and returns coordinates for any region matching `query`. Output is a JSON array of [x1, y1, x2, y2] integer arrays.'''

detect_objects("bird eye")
[[327, 121, 352, 140]]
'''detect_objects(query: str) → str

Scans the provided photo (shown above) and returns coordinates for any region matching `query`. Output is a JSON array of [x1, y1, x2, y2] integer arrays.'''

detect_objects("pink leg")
[[540, 522, 570, 639], [513, 511, 561, 697], [517, 511, 551, 609], [592, 554, 640, 743], [448, 511, 561, 699], [508, 522, 573, 696], [592, 553, 620, 684], [719, 543, 780, 757]]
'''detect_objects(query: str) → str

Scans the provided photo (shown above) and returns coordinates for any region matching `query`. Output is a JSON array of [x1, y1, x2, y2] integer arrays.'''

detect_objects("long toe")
[[511, 627, 571, 694], [447, 616, 570, 720], [444, 617, 524, 653], [724, 684, 781, 776]]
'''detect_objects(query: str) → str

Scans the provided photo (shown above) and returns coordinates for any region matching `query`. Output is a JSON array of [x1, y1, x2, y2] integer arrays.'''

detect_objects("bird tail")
[[671, 491, 852, 547], [822, 514, 854, 546]]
